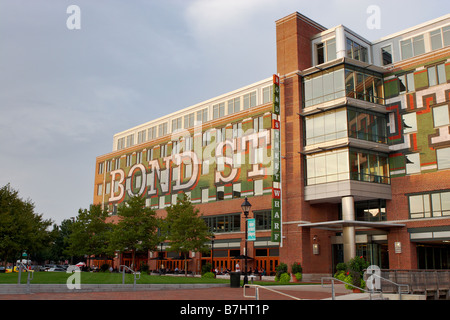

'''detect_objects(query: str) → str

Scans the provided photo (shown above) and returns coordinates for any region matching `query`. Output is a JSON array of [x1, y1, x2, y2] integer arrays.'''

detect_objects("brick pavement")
[[0, 286, 343, 300]]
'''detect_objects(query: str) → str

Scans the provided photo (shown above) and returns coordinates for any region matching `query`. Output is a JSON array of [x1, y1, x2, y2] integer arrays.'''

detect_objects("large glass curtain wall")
[[306, 148, 390, 186], [304, 107, 387, 146], [304, 65, 384, 108]]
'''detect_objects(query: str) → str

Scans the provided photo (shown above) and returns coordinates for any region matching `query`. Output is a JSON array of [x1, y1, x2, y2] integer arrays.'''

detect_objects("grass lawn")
[[0, 272, 315, 286], [0, 272, 232, 285]]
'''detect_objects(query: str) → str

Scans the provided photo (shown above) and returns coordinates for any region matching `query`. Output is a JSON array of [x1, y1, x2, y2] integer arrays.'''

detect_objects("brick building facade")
[[93, 12, 450, 278]]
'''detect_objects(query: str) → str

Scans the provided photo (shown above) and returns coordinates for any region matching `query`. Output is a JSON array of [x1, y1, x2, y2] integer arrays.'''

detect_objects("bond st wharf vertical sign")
[[271, 74, 281, 243]]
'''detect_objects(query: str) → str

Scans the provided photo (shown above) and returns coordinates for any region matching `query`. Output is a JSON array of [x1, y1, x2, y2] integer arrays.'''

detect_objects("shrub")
[[202, 272, 215, 279], [201, 263, 212, 275], [291, 262, 302, 274], [140, 263, 150, 274], [279, 272, 291, 283], [294, 272, 302, 281], [275, 262, 288, 279]]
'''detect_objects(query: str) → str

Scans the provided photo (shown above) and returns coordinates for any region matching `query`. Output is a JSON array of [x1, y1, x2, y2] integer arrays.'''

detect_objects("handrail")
[[243, 284, 301, 300], [364, 272, 410, 300], [17, 263, 34, 294], [321, 277, 374, 300], [119, 265, 141, 290]]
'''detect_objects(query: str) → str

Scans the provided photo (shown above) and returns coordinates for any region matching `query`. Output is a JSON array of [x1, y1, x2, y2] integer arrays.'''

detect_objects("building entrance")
[[332, 242, 388, 272]]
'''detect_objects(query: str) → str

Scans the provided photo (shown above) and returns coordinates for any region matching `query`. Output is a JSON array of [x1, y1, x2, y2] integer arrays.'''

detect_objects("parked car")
[[47, 267, 66, 272]]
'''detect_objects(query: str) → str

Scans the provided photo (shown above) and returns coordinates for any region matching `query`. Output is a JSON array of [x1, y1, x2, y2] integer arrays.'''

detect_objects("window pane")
[[345, 70, 355, 98], [327, 38, 337, 61], [401, 39, 413, 60], [381, 45, 392, 65], [437, 64, 446, 84], [405, 153, 420, 174], [441, 192, 450, 211], [413, 35, 425, 56], [433, 105, 450, 127], [430, 29, 443, 50], [323, 72, 334, 102], [312, 75, 323, 105], [428, 66, 437, 87], [437, 148, 450, 170], [406, 73, 415, 92], [317, 43, 325, 64], [398, 75, 407, 93], [432, 193, 442, 217], [335, 109, 347, 138], [443, 26, 450, 47], [334, 68, 345, 98], [409, 195, 424, 214], [304, 78, 313, 107]]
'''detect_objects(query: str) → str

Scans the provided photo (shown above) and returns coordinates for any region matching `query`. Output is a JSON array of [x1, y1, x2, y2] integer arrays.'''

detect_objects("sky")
[[0, 0, 447, 225]]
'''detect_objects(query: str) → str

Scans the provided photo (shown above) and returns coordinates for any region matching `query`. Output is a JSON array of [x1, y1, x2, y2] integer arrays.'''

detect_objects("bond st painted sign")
[[107, 129, 273, 203]]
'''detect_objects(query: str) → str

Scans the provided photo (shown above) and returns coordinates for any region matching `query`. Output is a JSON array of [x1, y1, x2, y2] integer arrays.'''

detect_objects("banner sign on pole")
[[248, 218, 256, 241]]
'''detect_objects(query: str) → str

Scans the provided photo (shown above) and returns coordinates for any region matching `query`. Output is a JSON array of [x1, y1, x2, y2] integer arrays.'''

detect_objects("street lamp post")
[[241, 197, 252, 287]]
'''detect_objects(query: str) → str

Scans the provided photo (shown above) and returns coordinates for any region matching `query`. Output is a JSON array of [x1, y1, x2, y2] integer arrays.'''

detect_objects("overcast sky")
[[0, 0, 446, 225]]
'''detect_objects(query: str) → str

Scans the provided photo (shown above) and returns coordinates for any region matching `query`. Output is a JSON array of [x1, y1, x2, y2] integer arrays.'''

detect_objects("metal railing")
[[119, 265, 141, 290], [17, 263, 34, 294], [364, 272, 409, 300], [243, 284, 301, 300], [321, 277, 379, 300], [378, 269, 450, 299]]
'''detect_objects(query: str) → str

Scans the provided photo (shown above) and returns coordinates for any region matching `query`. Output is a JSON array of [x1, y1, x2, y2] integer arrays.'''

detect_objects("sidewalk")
[[0, 284, 351, 300]]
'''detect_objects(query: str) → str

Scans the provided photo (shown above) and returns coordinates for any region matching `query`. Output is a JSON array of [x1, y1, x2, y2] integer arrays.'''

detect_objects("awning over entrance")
[[298, 220, 405, 231]]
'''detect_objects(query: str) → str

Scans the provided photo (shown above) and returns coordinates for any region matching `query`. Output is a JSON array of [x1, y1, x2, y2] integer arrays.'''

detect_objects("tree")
[[109, 196, 159, 270], [164, 193, 212, 276], [0, 184, 52, 265], [66, 205, 112, 266]]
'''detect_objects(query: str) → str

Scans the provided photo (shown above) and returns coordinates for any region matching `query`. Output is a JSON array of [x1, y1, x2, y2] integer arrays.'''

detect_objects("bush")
[[140, 263, 150, 274], [201, 263, 212, 275], [294, 272, 302, 281], [202, 272, 215, 279], [275, 263, 288, 279], [291, 262, 302, 274], [279, 273, 291, 283]]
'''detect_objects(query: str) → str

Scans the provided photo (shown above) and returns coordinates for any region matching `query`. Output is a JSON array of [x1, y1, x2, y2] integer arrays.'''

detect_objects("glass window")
[[405, 153, 421, 174], [254, 179, 263, 195], [433, 105, 450, 127], [213, 103, 225, 119], [437, 64, 446, 84], [412, 35, 425, 56], [345, 70, 355, 98], [443, 26, 450, 47], [428, 66, 437, 87], [262, 86, 273, 104], [327, 38, 337, 61], [400, 39, 413, 60], [437, 148, 450, 170], [202, 188, 209, 203], [334, 68, 345, 98], [406, 73, 415, 92], [317, 42, 325, 64], [430, 29, 443, 50], [381, 45, 392, 65], [305, 149, 351, 185], [402, 113, 417, 133], [243, 92, 256, 109], [409, 191, 450, 219]]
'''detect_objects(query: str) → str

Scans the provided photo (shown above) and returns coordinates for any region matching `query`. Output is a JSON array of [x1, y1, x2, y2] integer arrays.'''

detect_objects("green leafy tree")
[[66, 204, 112, 266], [109, 196, 159, 270], [163, 193, 212, 276], [0, 184, 52, 265]]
